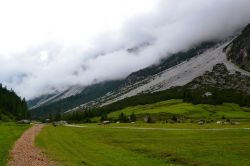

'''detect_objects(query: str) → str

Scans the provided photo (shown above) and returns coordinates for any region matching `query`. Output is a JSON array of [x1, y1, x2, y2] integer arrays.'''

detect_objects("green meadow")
[[36, 99, 250, 165], [2, 99, 250, 166], [107, 99, 250, 121], [36, 124, 250, 166], [0, 123, 29, 166]]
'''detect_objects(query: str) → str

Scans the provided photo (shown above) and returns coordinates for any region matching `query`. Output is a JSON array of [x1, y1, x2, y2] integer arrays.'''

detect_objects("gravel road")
[[65, 124, 250, 131], [8, 124, 55, 166]]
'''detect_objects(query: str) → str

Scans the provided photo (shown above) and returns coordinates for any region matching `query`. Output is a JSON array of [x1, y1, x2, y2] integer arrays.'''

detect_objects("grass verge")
[[0, 123, 29, 166]]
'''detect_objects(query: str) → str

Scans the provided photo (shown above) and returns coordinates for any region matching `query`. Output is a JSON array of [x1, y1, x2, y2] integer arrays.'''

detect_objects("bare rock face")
[[225, 23, 250, 72], [187, 63, 250, 94]]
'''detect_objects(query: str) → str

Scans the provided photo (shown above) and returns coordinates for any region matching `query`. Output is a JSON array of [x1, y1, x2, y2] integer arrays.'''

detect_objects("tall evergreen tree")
[[130, 113, 136, 122], [118, 112, 128, 123], [0, 84, 29, 121]]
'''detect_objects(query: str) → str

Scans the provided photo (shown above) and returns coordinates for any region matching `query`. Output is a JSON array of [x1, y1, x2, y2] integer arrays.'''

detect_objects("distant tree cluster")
[[56, 110, 137, 124], [61, 110, 95, 123], [0, 84, 30, 121]]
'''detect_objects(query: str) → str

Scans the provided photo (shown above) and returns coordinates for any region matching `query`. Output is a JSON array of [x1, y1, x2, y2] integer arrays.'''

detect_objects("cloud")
[[1, 0, 250, 99]]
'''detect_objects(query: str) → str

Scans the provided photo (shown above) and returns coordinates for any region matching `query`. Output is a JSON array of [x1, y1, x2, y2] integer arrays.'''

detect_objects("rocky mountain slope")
[[94, 62, 250, 116], [30, 23, 250, 117], [29, 42, 216, 116], [76, 40, 250, 110], [224, 23, 250, 72], [186, 63, 250, 93]]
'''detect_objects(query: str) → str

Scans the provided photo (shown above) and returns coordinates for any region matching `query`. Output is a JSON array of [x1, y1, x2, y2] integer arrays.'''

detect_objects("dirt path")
[[8, 124, 55, 166], [65, 124, 250, 131]]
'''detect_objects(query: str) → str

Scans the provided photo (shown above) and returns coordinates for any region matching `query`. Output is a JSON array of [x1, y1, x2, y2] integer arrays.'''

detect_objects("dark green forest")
[[0, 84, 29, 121]]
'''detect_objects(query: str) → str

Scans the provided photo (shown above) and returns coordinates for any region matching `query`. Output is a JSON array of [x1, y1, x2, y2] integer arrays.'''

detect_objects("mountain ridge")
[[30, 41, 217, 116], [30, 23, 250, 117]]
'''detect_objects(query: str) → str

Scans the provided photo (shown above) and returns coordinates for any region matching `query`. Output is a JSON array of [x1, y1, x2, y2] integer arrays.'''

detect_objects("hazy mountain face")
[[1, 0, 250, 99]]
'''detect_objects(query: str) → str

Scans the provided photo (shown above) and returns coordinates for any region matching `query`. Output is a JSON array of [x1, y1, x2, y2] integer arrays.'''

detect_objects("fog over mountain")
[[1, 0, 250, 99]]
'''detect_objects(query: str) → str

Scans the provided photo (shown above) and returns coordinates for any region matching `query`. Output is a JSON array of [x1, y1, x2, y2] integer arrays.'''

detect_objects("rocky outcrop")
[[225, 23, 250, 72], [187, 63, 250, 94]]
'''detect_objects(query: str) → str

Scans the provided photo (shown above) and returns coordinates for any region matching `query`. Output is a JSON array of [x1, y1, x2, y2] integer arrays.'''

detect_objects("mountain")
[[29, 42, 216, 117], [0, 84, 29, 121], [224, 23, 250, 72], [30, 23, 250, 117], [29, 80, 123, 117], [86, 63, 250, 118], [79, 41, 250, 112]]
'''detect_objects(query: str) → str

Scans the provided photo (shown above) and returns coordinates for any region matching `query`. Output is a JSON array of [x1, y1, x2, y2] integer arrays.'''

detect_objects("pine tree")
[[118, 112, 128, 123], [130, 113, 136, 122], [0, 83, 29, 121], [54, 112, 62, 121], [100, 114, 108, 122], [146, 115, 153, 123]]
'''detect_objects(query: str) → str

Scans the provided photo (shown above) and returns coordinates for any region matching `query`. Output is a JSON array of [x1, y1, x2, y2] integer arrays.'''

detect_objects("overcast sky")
[[1, 0, 250, 99]]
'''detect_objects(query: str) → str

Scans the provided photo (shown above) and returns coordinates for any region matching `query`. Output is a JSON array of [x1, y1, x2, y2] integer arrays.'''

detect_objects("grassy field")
[[107, 99, 250, 121], [36, 124, 250, 166], [36, 100, 250, 165], [0, 123, 29, 166]]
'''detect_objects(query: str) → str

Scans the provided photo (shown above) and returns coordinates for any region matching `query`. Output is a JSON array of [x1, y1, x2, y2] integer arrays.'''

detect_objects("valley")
[[1, 2, 250, 166], [34, 99, 250, 165]]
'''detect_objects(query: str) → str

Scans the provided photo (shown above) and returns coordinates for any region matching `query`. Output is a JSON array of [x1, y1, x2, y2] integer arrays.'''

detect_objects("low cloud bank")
[[1, 0, 250, 99]]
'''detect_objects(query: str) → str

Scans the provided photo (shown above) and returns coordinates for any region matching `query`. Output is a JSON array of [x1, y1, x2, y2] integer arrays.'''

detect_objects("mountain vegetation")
[[0, 84, 29, 121]]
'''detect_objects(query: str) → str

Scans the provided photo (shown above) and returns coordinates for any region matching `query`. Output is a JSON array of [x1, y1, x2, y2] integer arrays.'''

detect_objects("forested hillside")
[[0, 84, 29, 121]]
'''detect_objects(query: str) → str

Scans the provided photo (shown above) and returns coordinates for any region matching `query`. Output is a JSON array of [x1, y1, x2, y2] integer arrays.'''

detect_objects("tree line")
[[39, 84, 250, 123], [0, 84, 30, 121]]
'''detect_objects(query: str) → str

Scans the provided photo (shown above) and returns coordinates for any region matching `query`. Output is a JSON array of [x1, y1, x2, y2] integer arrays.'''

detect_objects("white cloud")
[[1, 0, 250, 99], [0, 0, 158, 54]]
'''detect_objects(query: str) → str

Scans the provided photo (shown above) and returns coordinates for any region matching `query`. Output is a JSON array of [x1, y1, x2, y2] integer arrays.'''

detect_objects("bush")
[[171, 116, 177, 122]]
